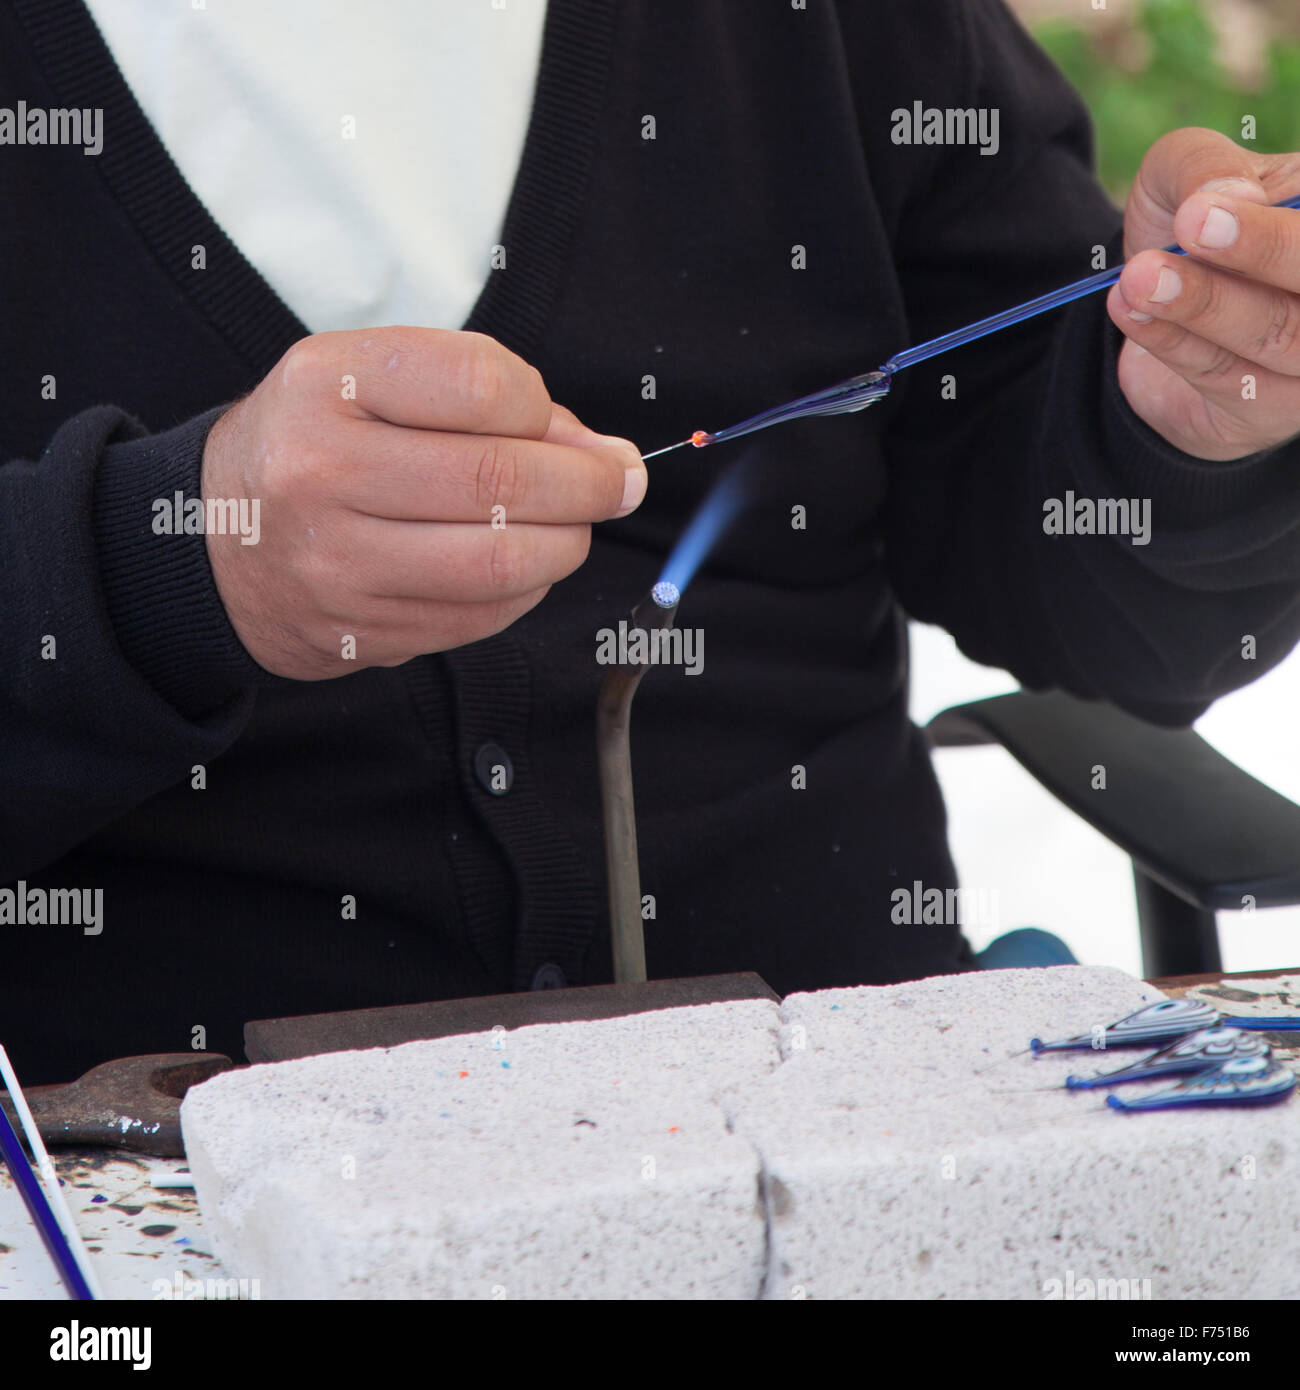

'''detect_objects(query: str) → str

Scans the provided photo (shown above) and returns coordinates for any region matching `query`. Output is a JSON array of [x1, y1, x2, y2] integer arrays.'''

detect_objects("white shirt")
[[83, 0, 547, 332]]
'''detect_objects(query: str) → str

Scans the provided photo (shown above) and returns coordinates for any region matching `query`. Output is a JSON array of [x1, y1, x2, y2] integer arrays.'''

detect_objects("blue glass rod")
[[641, 193, 1300, 462]]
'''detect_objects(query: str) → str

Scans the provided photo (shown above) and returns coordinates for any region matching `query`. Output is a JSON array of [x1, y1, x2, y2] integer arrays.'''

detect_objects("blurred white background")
[[909, 627, 1300, 976]]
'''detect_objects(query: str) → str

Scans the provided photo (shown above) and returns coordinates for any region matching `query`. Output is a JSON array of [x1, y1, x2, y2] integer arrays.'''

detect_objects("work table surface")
[[0, 1152, 234, 1299]]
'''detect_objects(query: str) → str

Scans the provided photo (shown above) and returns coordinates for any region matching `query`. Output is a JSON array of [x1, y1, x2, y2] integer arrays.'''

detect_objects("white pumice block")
[[726, 965, 1299, 1300], [181, 999, 783, 1299]]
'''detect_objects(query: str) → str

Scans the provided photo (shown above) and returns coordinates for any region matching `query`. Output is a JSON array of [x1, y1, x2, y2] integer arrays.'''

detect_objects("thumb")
[[545, 401, 640, 459], [1125, 127, 1270, 257]]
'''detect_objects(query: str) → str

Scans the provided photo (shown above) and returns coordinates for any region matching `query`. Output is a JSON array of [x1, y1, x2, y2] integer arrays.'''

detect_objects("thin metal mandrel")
[[640, 438, 690, 461], [641, 430, 712, 462]]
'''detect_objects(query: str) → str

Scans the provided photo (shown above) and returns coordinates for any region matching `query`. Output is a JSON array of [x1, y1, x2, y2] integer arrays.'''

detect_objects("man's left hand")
[[1109, 126, 1300, 460]]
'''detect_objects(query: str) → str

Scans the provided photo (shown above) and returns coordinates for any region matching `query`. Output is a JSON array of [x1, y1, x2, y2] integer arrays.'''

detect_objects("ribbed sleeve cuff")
[[1096, 311, 1298, 524], [92, 405, 273, 716], [1046, 281, 1300, 575]]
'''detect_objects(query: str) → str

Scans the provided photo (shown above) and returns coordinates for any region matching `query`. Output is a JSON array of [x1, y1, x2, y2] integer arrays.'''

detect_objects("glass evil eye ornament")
[[1029, 999, 1221, 1054], [1064, 1027, 1270, 1089], [1105, 1054, 1297, 1112]]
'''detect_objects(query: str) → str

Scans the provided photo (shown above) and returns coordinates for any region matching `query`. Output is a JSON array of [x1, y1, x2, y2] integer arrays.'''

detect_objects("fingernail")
[[1128, 309, 1153, 323], [1198, 206, 1239, 249], [619, 462, 647, 515], [1149, 267, 1182, 304]]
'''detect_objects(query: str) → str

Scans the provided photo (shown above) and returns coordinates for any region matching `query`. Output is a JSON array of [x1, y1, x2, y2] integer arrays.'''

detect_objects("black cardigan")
[[5, 0, 1300, 1082]]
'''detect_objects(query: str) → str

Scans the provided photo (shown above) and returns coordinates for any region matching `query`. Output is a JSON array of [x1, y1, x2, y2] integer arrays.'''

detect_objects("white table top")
[[0, 1150, 240, 1300]]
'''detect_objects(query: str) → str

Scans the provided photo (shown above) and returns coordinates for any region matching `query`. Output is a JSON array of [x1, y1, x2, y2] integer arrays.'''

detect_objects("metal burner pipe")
[[596, 581, 680, 984]]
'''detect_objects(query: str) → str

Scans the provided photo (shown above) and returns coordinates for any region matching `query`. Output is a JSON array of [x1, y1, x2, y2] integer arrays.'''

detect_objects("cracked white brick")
[[181, 999, 783, 1298], [728, 966, 1300, 1300]]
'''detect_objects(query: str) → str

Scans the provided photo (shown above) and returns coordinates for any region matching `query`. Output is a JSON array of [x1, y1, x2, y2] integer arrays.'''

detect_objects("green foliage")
[[1034, 0, 1300, 200]]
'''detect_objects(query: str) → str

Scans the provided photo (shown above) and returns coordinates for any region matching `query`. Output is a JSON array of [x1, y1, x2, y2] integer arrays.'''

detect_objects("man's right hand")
[[201, 327, 647, 680]]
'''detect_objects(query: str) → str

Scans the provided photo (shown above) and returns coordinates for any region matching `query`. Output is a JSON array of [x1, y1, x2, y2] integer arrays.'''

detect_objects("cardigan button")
[[530, 963, 567, 991], [473, 743, 514, 795]]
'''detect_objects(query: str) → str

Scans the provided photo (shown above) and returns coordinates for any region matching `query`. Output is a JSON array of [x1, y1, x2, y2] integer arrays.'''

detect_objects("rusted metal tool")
[[0, 1053, 235, 1157], [245, 973, 777, 1062]]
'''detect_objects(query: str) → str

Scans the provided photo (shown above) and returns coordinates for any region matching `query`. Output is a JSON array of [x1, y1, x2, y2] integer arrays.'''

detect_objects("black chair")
[[926, 690, 1300, 978]]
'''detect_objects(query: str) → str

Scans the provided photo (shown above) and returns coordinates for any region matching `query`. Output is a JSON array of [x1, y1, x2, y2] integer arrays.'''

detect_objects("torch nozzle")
[[596, 583, 680, 984]]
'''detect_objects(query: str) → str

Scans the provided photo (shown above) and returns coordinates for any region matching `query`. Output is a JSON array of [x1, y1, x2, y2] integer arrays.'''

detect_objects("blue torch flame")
[[657, 461, 747, 597]]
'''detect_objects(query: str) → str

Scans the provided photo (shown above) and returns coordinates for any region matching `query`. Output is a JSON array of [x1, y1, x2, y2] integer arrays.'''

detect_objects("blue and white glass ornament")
[[1065, 1027, 1269, 1089], [1105, 1054, 1297, 1112], [1030, 999, 1221, 1054]]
